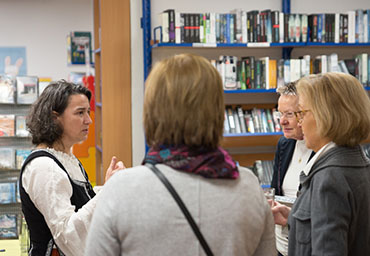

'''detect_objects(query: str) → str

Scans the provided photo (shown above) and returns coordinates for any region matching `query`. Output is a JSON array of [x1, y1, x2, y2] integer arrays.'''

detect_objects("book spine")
[[279, 12, 284, 43], [301, 14, 308, 42], [255, 60, 261, 89], [245, 57, 251, 89], [237, 106, 247, 133], [233, 108, 241, 133], [161, 12, 169, 43], [335, 13, 340, 43], [167, 9, 175, 42], [199, 13, 204, 43], [242, 11, 248, 43], [266, 10, 272, 43], [224, 110, 230, 134], [226, 106, 236, 134], [194, 13, 200, 43], [295, 14, 301, 42], [175, 12, 182, 44]]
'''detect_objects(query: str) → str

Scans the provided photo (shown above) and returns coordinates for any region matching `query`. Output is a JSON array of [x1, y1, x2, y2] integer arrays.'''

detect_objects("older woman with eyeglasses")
[[271, 72, 370, 256], [271, 82, 314, 256]]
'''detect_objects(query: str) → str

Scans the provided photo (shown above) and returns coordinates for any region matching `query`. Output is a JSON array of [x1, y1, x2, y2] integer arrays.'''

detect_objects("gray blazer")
[[288, 145, 370, 256]]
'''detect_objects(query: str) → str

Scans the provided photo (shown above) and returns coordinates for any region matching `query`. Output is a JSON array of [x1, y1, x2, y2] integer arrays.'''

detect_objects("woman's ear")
[[52, 111, 59, 120]]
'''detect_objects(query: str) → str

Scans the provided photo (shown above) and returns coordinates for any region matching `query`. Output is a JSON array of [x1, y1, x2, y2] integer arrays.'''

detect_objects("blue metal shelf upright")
[[141, 0, 152, 81]]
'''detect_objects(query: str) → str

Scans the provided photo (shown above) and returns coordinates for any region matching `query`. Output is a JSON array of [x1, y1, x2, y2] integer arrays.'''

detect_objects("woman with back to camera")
[[20, 80, 124, 256], [85, 53, 276, 256], [271, 72, 370, 255]]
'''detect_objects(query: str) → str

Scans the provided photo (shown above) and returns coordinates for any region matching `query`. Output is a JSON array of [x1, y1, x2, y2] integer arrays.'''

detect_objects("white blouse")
[[21, 148, 99, 256], [276, 140, 312, 256]]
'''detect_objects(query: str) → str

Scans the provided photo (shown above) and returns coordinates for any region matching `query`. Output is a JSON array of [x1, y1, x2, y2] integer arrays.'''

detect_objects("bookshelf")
[[0, 100, 32, 249], [142, 0, 370, 167], [93, 0, 132, 185]]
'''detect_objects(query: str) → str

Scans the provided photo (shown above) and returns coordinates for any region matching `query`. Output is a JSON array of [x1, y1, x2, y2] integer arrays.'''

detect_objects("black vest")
[[19, 150, 96, 256]]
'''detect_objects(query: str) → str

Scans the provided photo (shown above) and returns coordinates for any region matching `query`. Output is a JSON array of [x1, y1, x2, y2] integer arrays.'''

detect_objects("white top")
[[282, 140, 312, 198], [276, 140, 312, 256], [22, 148, 99, 256], [85, 164, 277, 256]]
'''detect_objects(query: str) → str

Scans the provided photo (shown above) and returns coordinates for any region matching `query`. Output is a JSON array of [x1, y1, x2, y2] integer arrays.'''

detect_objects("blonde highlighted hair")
[[296, 72, 370, 147], [144, 53, 224, 149]]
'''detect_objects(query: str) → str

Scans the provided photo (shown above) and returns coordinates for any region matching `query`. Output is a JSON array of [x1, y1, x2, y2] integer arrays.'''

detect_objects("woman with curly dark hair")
[[20, 80, 124, 256]]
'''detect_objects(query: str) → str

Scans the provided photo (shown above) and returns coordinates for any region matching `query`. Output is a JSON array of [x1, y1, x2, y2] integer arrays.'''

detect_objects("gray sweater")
[[288, 145, 370, 256], [85, 164, 276, 256]]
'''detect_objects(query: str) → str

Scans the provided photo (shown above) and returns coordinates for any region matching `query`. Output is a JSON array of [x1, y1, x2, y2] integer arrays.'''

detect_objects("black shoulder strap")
[[22, 150, 70, 179], [146, 164, 214, 256]]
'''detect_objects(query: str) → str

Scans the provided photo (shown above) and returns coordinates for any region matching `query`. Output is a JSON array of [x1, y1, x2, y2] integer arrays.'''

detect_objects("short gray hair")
[[277, 81, 297, 96]]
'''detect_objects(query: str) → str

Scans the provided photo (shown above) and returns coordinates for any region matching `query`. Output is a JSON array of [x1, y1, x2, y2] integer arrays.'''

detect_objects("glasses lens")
[[285, 112, 295, 119], [279, 111, 295, 119]]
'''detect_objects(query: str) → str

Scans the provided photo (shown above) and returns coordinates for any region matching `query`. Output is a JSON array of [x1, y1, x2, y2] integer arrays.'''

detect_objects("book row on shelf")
[[0, 75, 40, 246], [0, 76, 43, 105], [0, 115, 29, 137], [159, 8, 370, 44], [0, 175, 20, 205], [252, 160, 274, 188], [0, 210, 29, 243], [0, 148, 31, 171], [224, 106, 281, 135], [213, 53, 370, 90], [251, 160, 297, 204]]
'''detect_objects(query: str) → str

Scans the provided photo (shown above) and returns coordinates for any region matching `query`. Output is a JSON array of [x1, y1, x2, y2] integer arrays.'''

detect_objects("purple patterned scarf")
[[142, 146, 239, 179]]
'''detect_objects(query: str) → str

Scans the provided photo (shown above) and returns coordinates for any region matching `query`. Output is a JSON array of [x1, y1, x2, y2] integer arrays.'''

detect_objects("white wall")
[[131, 1, 145, 165], [0, 0, 147, 166], [0, 0, 93, 80]]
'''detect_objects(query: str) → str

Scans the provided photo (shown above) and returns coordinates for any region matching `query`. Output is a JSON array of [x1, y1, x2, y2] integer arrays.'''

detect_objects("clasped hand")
[[269, 200, 291, 227]]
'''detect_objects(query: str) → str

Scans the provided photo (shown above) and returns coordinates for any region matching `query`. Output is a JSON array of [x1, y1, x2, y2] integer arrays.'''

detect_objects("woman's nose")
[[85, 113, 92, 124]]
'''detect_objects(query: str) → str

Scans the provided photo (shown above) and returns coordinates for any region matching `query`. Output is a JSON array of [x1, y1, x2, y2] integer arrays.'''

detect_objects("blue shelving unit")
[[141, 0, 152, 80], [224, 89, 277, 93], [152, 42, 370, 48], [224, 132, 284, 137], [140, 0, 370, 158]]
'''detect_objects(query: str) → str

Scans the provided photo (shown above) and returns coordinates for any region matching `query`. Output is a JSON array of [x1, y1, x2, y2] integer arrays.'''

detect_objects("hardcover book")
[[67, 31, 92, 65], [16, 149, 32, 169], [0, 76, 15, 104], [0, 148, 15, 169], [0, 115, 15, 137], [15, 115, 29, 137], [0, 182, 16, 204], [0, 214, 18, 239], [38, 77, 52, 95], [16, 76, 38, 104], [164, 9, 175, 43]]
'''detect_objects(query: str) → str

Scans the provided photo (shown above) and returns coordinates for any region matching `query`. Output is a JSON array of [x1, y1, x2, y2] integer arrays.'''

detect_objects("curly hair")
[[26, 80, 91, 146]]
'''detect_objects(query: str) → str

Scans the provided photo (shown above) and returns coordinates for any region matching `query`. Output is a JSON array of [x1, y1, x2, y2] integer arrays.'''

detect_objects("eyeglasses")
[[294, 109, 311, 123], [276, 111, 296, 119]]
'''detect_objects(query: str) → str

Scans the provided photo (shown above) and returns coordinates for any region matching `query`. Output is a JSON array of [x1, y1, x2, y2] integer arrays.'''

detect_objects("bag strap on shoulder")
[[146, 163, 213, 256]]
